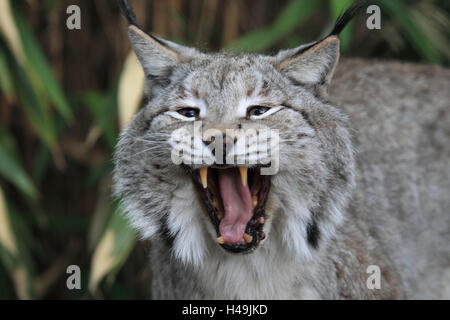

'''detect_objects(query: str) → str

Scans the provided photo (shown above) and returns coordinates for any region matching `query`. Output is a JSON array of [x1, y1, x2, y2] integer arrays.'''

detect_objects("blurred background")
[[0, 0, 448, 299]]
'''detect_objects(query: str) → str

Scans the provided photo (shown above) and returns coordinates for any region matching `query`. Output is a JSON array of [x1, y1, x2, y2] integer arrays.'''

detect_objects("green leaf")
[[11, 2, 72, 122], [88, 201, 136, 294], [272, 0, 319, 35], [31, 144, 51, 183], [409, 4, 450, 63], [0, 130, 37, 200], [226, 28, 280, 53], [0, 37, 58, 150], [83, 87, 119, 149], [0, 46, 14, 97], [0, 259, 15, 299], [0, 187, 36, 299], [380, 0, 441, 63], [227, 0, 319, 52], [88, 177, 113, 250]]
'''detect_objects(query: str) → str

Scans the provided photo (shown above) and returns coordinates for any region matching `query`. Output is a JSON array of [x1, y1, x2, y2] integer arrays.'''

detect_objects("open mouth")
[[192, 165, 271, 254]]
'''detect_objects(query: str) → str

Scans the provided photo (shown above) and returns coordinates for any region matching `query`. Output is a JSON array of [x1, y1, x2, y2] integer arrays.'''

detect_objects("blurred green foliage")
[[0, 0, 448, 299]]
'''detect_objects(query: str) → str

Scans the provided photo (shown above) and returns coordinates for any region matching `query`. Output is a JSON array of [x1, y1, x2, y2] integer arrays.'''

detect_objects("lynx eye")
[[177, 107, 199, 119], [247, 106, 270, 118]]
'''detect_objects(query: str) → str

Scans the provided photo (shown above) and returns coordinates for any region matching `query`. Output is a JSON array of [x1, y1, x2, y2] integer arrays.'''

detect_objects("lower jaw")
[[191, 166, 271, 254], [218, 220, 267, 254]]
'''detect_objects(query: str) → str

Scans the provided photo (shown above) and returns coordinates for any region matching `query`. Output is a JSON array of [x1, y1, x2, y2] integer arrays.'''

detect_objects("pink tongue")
[[218, 168, 253, 244]]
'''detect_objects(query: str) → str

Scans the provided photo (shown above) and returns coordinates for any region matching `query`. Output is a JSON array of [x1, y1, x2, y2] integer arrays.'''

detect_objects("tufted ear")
[[127, 26, 179, 81], [118, 0, 202, 92], [275, 36, 340, 100], [274, 0, 365, 100]]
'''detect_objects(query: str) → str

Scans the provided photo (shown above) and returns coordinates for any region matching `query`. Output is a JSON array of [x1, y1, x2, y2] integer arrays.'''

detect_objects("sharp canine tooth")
[[239, 167, 248, 186], [252, 196, 258, 209], [244, 233, 253, 244], [200, 167, 208, 188], [217, 236, 225, 244]]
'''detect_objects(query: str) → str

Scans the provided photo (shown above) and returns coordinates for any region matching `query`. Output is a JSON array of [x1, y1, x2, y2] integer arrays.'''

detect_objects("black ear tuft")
[[328, 0, 367, 37], [117, 0, 139, 27], [118, 0, 168, 46], [291, 0, 366, 57]]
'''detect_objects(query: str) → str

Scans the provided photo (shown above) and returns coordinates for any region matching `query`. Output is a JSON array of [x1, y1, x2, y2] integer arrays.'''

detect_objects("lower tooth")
[[243, 233, 253, 244], [217, 236, 225, 244]]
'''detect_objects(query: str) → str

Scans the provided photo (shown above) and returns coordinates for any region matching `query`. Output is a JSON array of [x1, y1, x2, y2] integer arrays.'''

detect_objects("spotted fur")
[[113, 1, 450, 299]]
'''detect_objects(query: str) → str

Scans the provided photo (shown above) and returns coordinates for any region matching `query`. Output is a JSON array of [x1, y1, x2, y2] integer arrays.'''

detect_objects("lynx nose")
[[203, 133, 236, 165]]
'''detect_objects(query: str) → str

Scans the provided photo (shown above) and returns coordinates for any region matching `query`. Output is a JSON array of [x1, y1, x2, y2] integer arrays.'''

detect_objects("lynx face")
[[114, 2, 356, 265]]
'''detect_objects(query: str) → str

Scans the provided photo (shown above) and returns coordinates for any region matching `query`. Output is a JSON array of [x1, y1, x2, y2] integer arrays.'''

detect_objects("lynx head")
[[114, 0, 359, 266]]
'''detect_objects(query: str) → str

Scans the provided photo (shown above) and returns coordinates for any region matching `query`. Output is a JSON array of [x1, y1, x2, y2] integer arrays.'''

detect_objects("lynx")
[[113, 0, 450, 299]]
